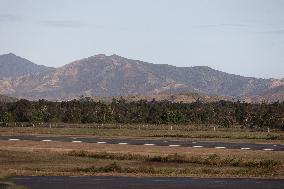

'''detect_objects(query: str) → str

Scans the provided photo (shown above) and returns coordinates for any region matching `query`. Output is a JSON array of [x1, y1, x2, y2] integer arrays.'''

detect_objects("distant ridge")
[[0, 53, 283, 102], [0, 94, 17, 103], [0, 53, 55, 78]]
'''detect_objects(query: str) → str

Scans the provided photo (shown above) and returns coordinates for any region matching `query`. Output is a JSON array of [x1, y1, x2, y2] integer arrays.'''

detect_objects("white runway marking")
[[97, 142, 107, 144], [241, 148, 251, 150], [192, 142, 197, 144], [170, 140, 182, 142], [118, 143, 128, 145], [193, 146, 204, 148], [273, 145, 277, 147], [169, 145, 181, 147], [41, 140, 52, 142], [215, 147, 226, 149], [72, 140, 82, 143], [8, 139, 20, 141], [263, 149, 274, 151], [144, 144, 155, 146]]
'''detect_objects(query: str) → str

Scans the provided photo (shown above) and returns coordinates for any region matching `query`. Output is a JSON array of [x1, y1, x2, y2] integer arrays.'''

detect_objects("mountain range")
[[0, 53, 54, 79], [0, 53, 283, 102], [0, 94, 17, 103]]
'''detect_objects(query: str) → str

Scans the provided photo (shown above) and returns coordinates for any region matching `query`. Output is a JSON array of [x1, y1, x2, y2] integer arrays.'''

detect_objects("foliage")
[[0, 98, 283, 129]]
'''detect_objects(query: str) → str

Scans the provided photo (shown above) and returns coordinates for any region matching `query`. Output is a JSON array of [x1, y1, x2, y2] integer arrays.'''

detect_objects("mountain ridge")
[[0, 53, 55, 79], [0, 94, 17, 103], [0, 53, 283, 101]]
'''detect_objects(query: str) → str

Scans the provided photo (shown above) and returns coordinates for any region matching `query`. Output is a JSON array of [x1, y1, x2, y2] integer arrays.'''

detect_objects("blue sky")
[[0, 0, 283, 79]]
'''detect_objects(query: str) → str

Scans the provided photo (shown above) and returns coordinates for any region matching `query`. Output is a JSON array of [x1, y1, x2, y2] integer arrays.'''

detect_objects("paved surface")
[[0, 135, 283, 151], [11, 176, 284, 189]]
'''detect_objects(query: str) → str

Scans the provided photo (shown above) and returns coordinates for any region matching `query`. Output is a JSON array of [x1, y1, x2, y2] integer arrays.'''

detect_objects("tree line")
[[0, 98, 283, 129]]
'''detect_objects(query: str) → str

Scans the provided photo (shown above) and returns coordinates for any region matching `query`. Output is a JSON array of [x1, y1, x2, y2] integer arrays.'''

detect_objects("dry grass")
[[0, 140, 283, 179]]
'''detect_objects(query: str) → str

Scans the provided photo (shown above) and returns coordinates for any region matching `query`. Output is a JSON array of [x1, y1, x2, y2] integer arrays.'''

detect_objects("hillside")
[[244, 85, 284, 103], [0, 54, 283, 101], [0, 53, 54, 78], [0, 94, 17, 103], [262, 85, 284, 102]]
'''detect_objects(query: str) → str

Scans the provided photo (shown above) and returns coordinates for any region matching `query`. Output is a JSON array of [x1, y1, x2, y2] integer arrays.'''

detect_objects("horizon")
[[0, 0, 284, 79]]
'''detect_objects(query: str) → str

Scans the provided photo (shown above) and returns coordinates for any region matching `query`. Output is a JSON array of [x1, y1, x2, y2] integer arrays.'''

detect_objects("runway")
[[11, 176, 284, 189], [0, 135, 283, 151]]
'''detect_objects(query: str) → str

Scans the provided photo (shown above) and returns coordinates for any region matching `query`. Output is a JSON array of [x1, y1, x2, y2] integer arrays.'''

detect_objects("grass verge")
[[0, 140, 283, 178]]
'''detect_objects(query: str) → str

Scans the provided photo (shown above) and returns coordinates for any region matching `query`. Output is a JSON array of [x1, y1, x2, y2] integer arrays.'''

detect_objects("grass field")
[[1, 124, 283, 179], [0, 140, 283, 179]]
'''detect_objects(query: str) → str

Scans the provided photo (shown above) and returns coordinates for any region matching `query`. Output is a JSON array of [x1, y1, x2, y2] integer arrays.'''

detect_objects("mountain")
[[0, 53, 54, 78], [0, 53, 283, 101], [262, 85, 284, 102], [243, 84, 284, 103], [0, 94, 17, 103]]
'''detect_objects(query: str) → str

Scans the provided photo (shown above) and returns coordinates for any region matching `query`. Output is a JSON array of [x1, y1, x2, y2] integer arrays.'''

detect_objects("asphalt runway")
[[11, 176, 284, 189], [0, 135, 283, 151]]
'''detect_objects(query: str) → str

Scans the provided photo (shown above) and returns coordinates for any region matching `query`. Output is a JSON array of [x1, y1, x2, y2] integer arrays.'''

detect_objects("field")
[[1, 124, 284, 181], [0, 139, 283, 179]]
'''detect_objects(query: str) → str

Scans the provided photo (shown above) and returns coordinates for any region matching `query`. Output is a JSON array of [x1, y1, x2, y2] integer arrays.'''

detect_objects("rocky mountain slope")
[[243, 84, 284, 103], [261, 84, 284, 102], [0, 53, 283, 101]]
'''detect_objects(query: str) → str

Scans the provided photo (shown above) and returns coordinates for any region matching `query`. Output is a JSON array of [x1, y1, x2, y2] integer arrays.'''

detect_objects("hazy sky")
[[0, 0, 284, 79]]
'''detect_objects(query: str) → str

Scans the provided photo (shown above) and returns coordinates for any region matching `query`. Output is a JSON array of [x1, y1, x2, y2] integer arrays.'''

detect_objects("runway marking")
[[273, 145, 277, 147], [8, 139, 20, 141], [41, 140, 52, 142], [193, 146, 204, 148], [144, 144, 155, 146], [72, 140, 82, 143], [118, 143, 128, 145], [97, 142, 107, 144], [153, 179, 173, 182], [169, 145, 181, 147], [192, 142, 197, 144], [241, 148, 251, 150], [215, 147, 226, 149], [263, 149, 274, 151], [170, 140, 182, 142]]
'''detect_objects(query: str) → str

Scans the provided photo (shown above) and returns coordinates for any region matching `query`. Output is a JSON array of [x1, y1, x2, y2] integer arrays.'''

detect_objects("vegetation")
[[0, 98, 283, 129], [1, 146, 283, 178], [67, 151, 281, 169]]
